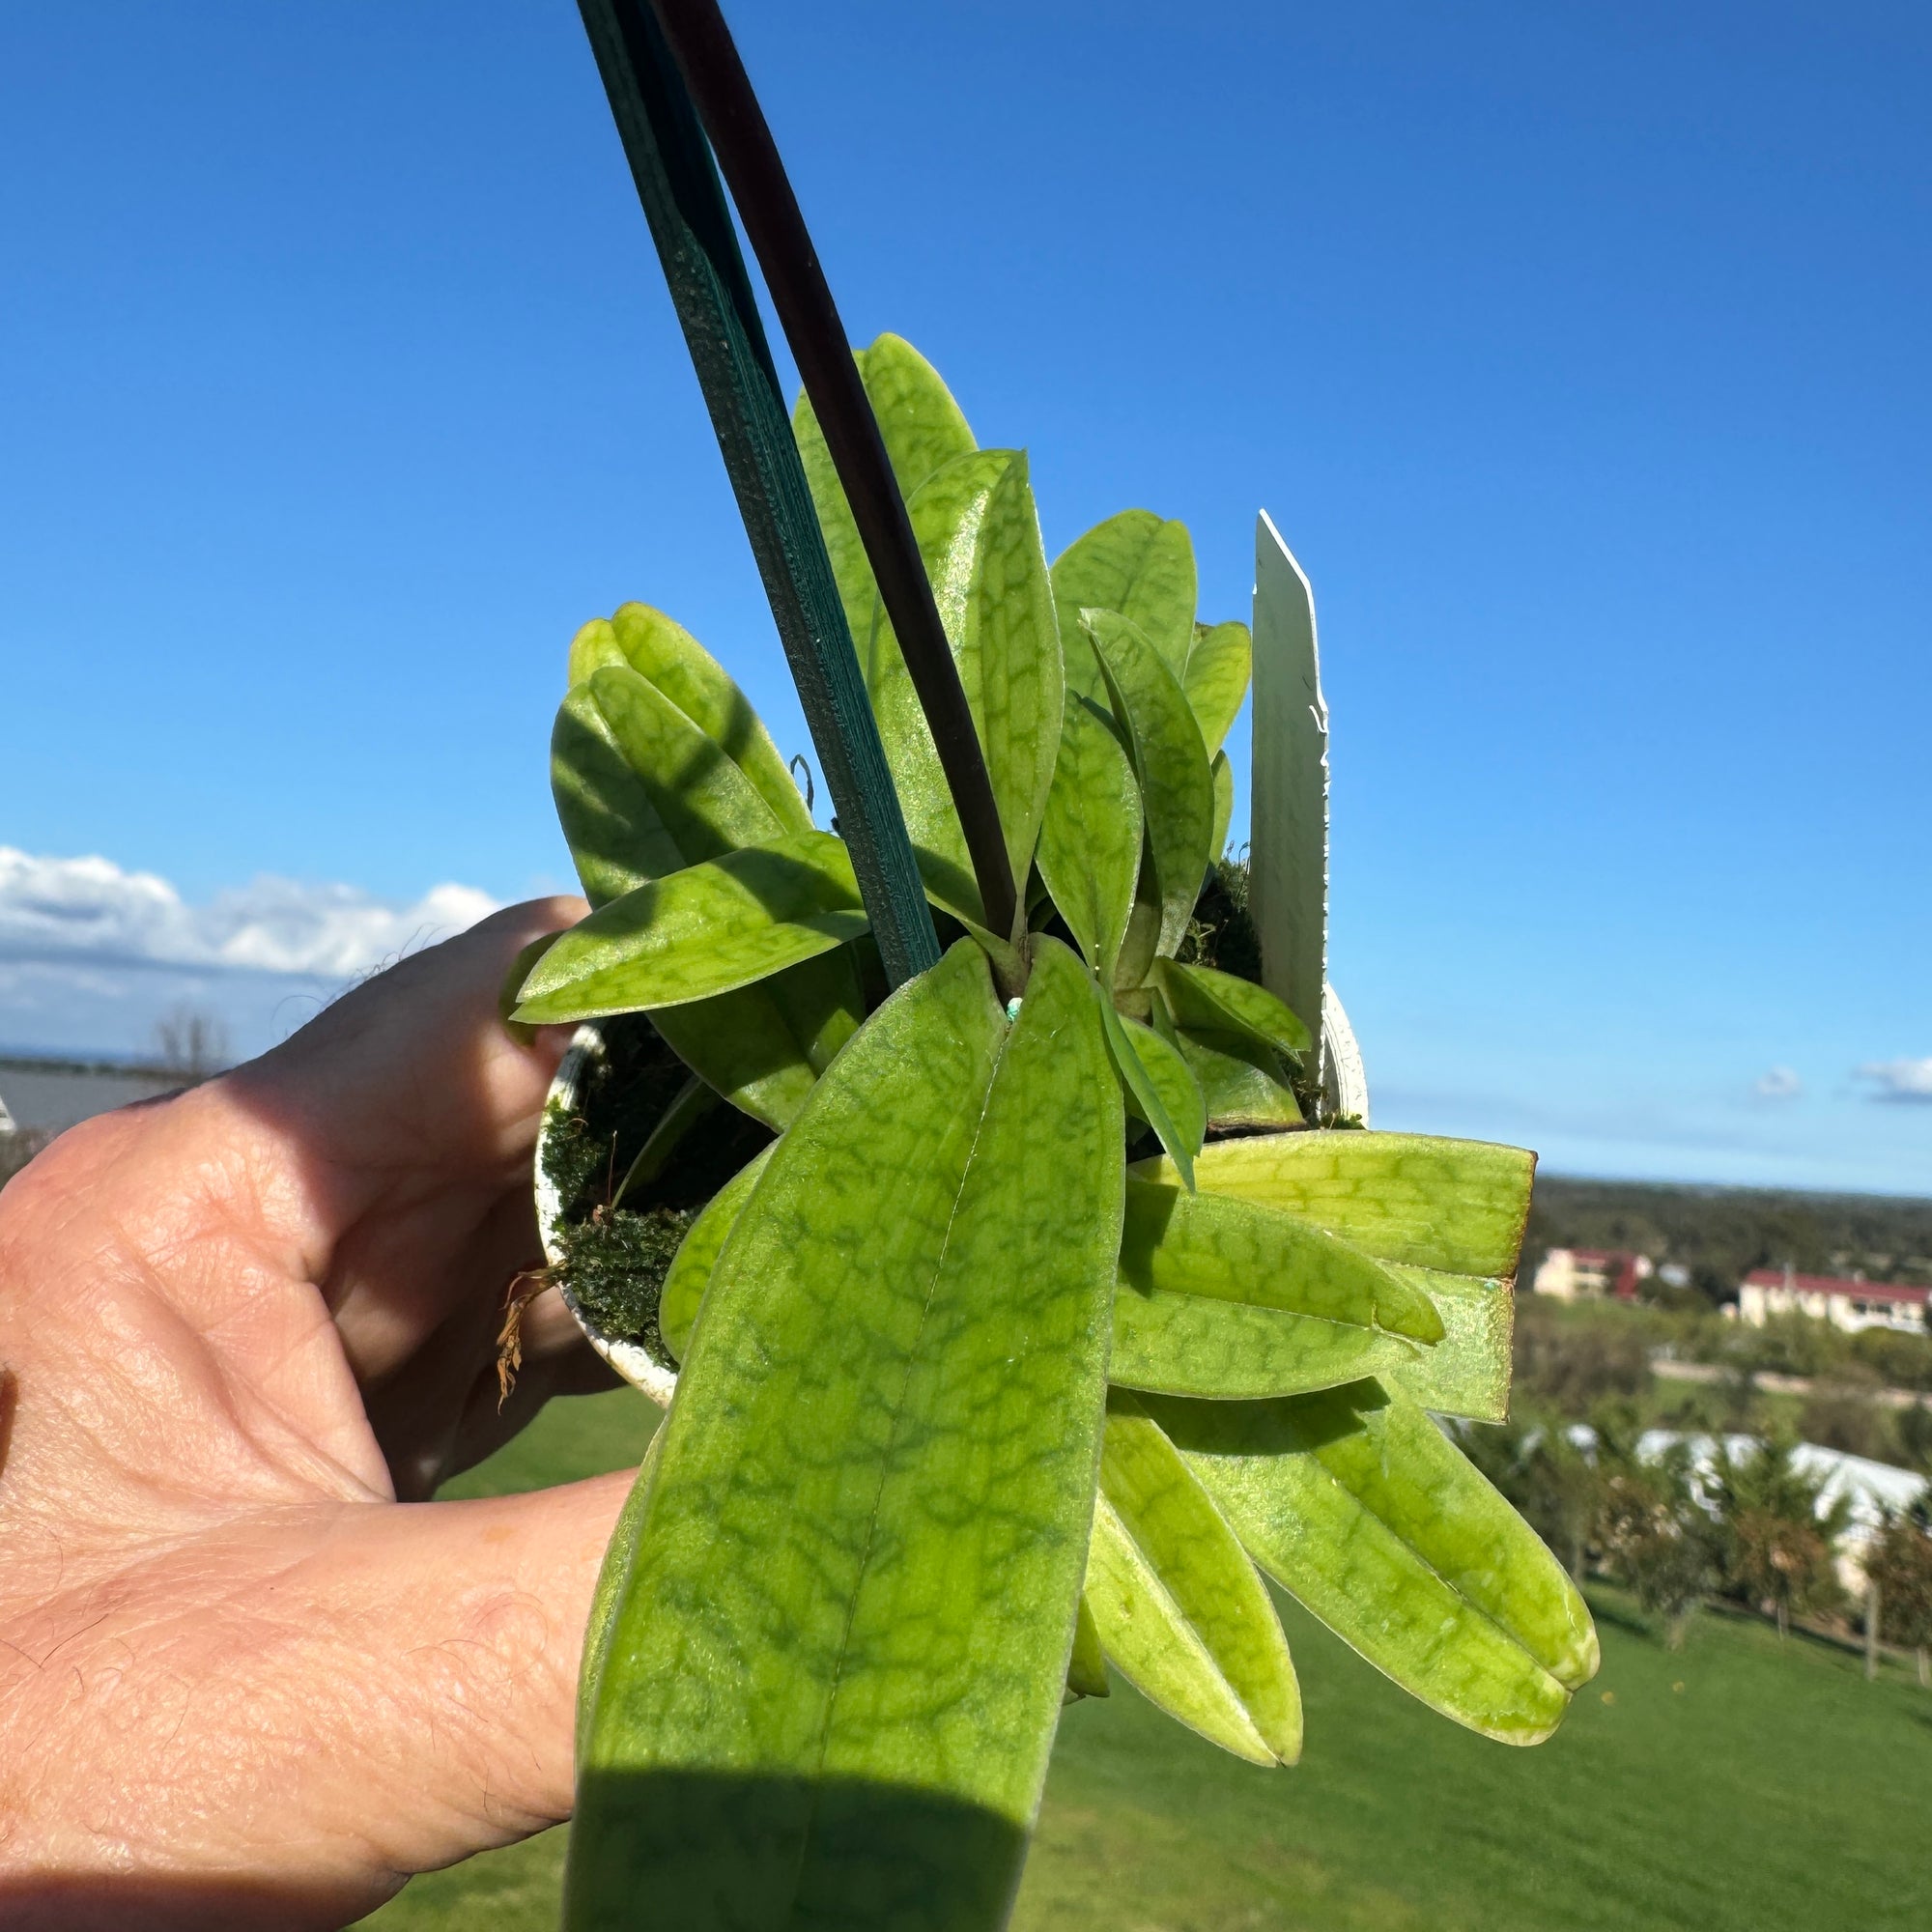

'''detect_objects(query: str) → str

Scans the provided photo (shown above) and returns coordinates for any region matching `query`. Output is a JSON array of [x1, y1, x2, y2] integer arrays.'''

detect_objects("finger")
[[175, 898, 583, 1373]]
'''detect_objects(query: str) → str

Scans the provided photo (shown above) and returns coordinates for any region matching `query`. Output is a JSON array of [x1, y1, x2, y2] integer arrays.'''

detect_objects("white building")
[[1634, 1431, 1927, 1590], [1737, 1266, 1928, 1336], [1533, 1247, 1654, 1301]]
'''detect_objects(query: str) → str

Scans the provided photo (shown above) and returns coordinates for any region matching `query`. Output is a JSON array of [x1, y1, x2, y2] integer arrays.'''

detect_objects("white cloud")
[[0, 849, 499, 1060], [1856, 1058, 1932, 1104], [0, 847, 497, 978], [1752, 1065, 1802, 1099]]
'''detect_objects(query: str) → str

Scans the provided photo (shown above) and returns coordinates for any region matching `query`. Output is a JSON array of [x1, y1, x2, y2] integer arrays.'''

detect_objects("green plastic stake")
[[575, 0, 940, 985]]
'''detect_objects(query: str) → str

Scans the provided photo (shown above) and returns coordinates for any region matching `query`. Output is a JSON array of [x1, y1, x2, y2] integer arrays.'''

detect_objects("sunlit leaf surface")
[[1037, 695, 1143, 977], [1142, 1131, 1535, 1278], [794, 333, 979, 657], [1148, 1381, 1599, 1745], [1180, 619, 1252, 757], [568, 940, 1122, 1931], [1083, 611, 1214, 959], [1085, 1391, 1301, 1765], [513, 834, 867, 1023], [1110, 1179, 1439, 1399], [1051, 511, 1198, 696]]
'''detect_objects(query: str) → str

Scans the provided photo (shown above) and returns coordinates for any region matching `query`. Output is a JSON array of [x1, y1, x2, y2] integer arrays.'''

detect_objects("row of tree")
[[1464, 1407, 1932, 1674]]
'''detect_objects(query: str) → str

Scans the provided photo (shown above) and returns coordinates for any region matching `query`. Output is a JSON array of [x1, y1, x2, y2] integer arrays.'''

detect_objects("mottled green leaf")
[[589, 664, 787, 862], [1383, 1265, 1514, 1424], [1114, 1014, 1206, 1161], [552, 684, 685, 905], [1208, 749, 1234, 866], [659, 1147, 774, 1364], [1084, 1392, 1300, 1765], [649, 952, 857, 1132], [862, 448, 1018, 923], [606, 603, 813, 835], [1110, 1179, 1441, 1400], [1145, 1381, 1600, 1745], [1140, 1131, 1536, 1278], [1099, 1001, 1201, 1187], [569, 939, 1123, 1931], [578, 1429, 664, 1759], [513, 834, 867, 1024], [957, 452, 1062, 888], [1182, 620, 1251, 757], [566, 614, 629, 686], [1037, 696, 1142, 977], [1162, 1022, 1303, 1130], [1154, 959, 1312, 1063], [794, 334, 979, 659], [1084, 610, 1214, 958], [872, 449, 1063, 897], [1051, 511, 1198, 699]]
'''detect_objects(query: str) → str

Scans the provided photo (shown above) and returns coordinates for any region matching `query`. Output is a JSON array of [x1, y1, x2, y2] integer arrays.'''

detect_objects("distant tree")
[[1596, 1438, 1719, 1649], [1899, 1404, 1932, 1476], [155, 1006, 230, 1081], [1512, 1302, 1653, 1411], [1713, 1438, 1850, 1637], [1862, 1508, 1932, 1689], [1799, 1366, 1891, 1463], [1464, 1412, 1604, 1583]]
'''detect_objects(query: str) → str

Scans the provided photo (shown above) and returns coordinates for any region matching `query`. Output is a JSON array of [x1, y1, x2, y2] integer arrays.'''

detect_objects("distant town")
[[1535, 1245, 1931, 1335]]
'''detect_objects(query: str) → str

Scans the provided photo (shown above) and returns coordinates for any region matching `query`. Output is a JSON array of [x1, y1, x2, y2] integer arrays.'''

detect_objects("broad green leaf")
[[1099, 1001, 1200, 1188], [1182, 620, 1252, 757], [1113, 1289, 1415, 1404], [1163, 1024, 1303, 1129], [1037, 696, 1142, 978], [1383, 1265, 1514, 1424], [794, 335, 979, 658], [552, 684, 685, 904], [1051, 511, 1198, 698], [1084, 1392, 1300, 1766], [1117, 1180, 1444, 1344], [861, 333, 980, 494], [1145, 1381, 1600, 1744], [589, 664, 787, 863], [1154, 959, 1313, 1063], [659, 1146, 774, 1363], [577, 1429, 665, 1760], [1113, 1013, 1206, 1161], [1208, 749, 1234, 866], [1084, 610, 1214, 958], [861, 448, 1018, 923], [569, 938, 1123, 1931], [871, 448, 1063, 899], [567, 614, 631, 685], [649, 952, 858, 1133], [956, 452, 1063, 889], [1110, 1179, 1441, 1400], [1137, 1131, 1536, 1278], [513, 833, 867, 1024], [607, 603, 813, 835], [1066, 1595, 1109, 1701]]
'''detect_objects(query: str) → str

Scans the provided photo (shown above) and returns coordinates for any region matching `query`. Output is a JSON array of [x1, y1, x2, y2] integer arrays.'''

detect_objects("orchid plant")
[[510, 336, 1598, 1931]]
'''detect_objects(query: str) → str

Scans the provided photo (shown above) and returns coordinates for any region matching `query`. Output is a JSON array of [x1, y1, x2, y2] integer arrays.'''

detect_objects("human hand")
[[0, 900, 635, 1930]]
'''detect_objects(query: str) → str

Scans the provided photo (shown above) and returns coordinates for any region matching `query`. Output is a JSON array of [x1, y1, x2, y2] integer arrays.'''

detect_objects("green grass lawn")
[[360, 1390, 1932, 1931]]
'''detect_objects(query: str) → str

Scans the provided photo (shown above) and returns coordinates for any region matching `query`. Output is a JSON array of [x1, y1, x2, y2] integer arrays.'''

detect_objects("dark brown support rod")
[[646, 0, 1021, 947]]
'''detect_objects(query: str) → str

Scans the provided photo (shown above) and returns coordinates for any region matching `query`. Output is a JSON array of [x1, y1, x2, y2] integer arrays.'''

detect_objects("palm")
[[0, 901, 629, 1931]]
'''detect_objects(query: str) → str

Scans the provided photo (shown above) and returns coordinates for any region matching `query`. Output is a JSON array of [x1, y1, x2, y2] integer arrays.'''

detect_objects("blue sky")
[[1, 1, 1926, 1193]]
